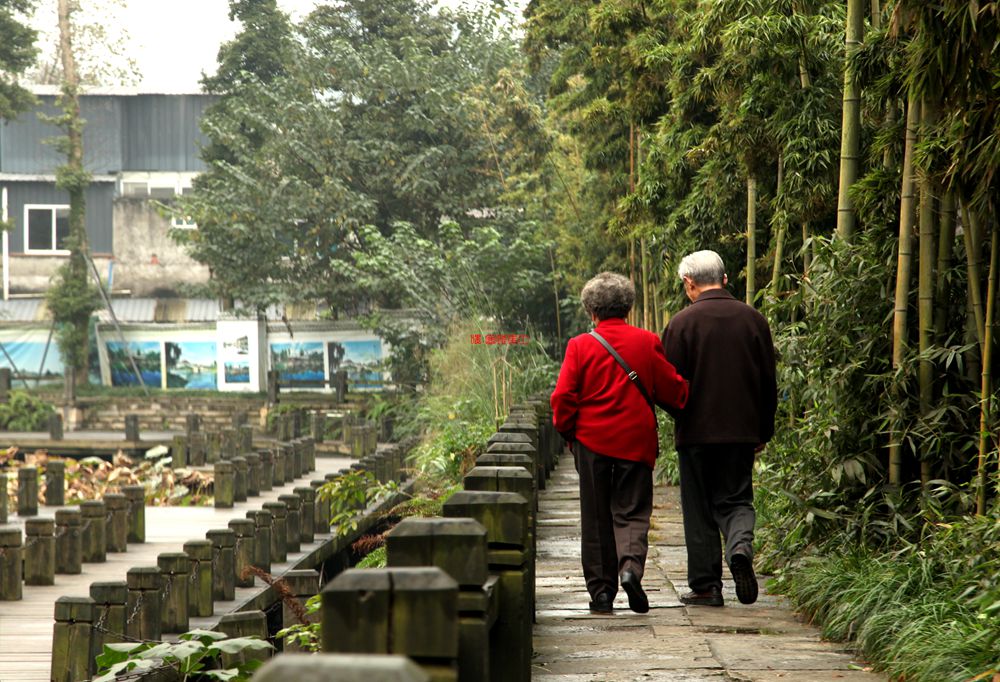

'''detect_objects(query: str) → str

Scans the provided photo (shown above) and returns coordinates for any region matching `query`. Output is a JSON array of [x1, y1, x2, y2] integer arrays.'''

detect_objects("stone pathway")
[[533, 453, 886, 681]]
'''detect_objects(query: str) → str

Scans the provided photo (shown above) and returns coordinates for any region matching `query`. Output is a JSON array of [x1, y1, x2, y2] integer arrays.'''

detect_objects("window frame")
[[23, 203, 72, 255]]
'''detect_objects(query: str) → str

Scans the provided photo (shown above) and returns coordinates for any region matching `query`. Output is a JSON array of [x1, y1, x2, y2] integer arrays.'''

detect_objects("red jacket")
[[550, 317, 689, 468]]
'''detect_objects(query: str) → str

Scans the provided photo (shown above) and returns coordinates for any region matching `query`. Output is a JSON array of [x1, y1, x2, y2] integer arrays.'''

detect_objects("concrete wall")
[[7, 196, 209, 296]]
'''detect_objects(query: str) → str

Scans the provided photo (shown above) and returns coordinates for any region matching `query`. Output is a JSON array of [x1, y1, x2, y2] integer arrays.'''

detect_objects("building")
[[0, 85, 214, 298]]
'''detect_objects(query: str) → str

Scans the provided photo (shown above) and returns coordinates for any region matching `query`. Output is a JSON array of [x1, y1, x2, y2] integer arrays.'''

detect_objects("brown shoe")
[[679, 587, 723, 607]]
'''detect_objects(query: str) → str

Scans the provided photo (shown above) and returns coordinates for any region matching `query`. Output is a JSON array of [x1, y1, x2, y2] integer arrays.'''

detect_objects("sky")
[[28, 0, 523, 92]]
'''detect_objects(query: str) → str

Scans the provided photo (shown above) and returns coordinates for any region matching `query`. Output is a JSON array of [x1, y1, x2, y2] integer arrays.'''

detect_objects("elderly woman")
[[551, 272, 689, 614]]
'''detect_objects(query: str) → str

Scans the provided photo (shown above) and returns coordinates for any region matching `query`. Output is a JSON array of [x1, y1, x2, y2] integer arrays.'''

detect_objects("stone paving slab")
[[532, 452, 884, 681]]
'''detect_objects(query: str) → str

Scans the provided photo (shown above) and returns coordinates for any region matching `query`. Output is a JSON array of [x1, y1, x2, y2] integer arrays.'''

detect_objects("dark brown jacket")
[[661, 288, 777, 447]]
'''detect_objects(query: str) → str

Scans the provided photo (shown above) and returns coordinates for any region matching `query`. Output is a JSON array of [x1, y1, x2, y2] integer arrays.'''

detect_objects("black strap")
[[589, 330, 656, 416]]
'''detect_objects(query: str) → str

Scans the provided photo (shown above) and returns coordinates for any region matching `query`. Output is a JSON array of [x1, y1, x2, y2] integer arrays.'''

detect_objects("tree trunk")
[[976, 225, 998, 515], [889, 96, 920, 486], [641, 237, 650, 329], [652, 270, 662, 332], [770, 154, 786, 300], [835, 0, 865, 240], [746, 176, 757, 305], [933, 193, 956, 341], [917, 100, 937, 484], [549, 246, 562, 346]]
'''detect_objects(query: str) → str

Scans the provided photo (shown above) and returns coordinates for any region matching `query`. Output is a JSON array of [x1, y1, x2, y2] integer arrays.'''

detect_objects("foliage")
[[356, 545, 387, 569], [93, 629, 271, 682], [0, 0, 37, 121], [275, 593, 321, 654], [0, 390, 54, 430], [316, 469, 399, 536]]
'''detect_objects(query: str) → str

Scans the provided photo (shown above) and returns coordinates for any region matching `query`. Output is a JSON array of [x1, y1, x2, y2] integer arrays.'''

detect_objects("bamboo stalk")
[[836, 0, 865, 240], [770, 154, 786, 299], [641, 237, 650, 329], [917, 98, 938, 485], [889, 96, 920, 486], [962, 200, 986, 346], [976, 226, 998, 515], [746, 176, 757, 305], [934, 193, 956, 341]]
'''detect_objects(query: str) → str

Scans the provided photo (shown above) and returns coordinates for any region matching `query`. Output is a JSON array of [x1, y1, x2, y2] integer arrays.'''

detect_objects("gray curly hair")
[[581, 272, 635, 320]]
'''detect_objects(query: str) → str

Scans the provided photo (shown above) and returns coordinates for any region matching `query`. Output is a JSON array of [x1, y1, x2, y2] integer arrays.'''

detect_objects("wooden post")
[[45, 459, 65, 506], [125, 566, 162, 642], [123, 485, 146, 543], [184, 539, 214, 618], [311, 411, 325, 443], [294, 486, 316, 544], [253, 655, 430, 681], [247, 509, 272, 573], [0, 526, 23, 600], [444, 491, 531, 682], [221, 428, 238, 460], [272, 447, 286, 486], [281, 569, 319, 652], [246, 452, 261, 496], [48, 412, 63, 441], [157, 552, 190, 633], [214, 460, 235, 508], [207, 528, 237, 602], [17, 466, 38, 516], [258, 449, 273, 492], [387, 518, 489, 682], [0, 475, 6, 524], [171, 434, 188, 468], [322, 567, 459, 680], [24, 517, 55, 585], [0, 368, 10, 402], [185, 413, 200, 436], [55, 508, 82, 574], [239, 424, 254, 454], [217, 610, 270, 667], [105, 493, 129, 553], [89, 581, 127, 664], [279, 493, 302, 554], [206, 430, 222, 464], [229, 519, 256, 588], [281, 443, 295, 482], [51, 596, 95, 682], [232, 456, 248, 502], [267, 369, 279, 405], [188, 432, 207, 467], [80, 500, 107, 563], [263, 501, 288, 564], [311, 479, 330, 532], [124, 414, 140, 442]]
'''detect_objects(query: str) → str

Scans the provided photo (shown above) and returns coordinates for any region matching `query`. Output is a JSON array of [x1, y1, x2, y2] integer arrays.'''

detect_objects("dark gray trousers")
[[574, 442, 653, 601], [678, 444, 756, 592]]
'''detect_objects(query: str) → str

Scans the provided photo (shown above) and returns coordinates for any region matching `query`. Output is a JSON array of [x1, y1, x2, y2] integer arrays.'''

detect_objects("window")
[[24, 205, 71, 253], [171, 187, 197, 229]]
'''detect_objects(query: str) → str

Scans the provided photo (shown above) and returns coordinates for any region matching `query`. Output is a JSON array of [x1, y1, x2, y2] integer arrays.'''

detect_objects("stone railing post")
[[189, 432, 208, 467], [0, 475, 6, 524], [247, 509, 272, 573], [45, 459, 65, 506], [214, 461, 235, 508], [444, 490, 532, 682], [105, 493, 129, 553], [207, 528, 237, 602], [232, 410, 248, 429], [263, 502, 288, 564], [172, 434, 188, 468], [51, 596, 95, 682], [24, 517, 55, 585], [272, 446, 286, 486], [229, 519, 256, 588], [281, 444, 295, 483], [239, 424, 254, 454], [294, 486, 316, 544], [221, 428, 238, 460], [311, 411, 325, 443], [81, 500, 107, 563], [184, 539, 214, 618], [281, 569, 319, 652], [185, 413, 201, 437], [252, 655, 429, 681], [322, 567, 458, 679], [207, 431, 222, 464], [258, 450, 274, 492], [55, 508, 83, 574], [387, 517, 489, 682], [218, 610, 270, 668], [124, 485, 146, 543], [90, 581, 127, 664], [310, 479, 330, 533], [48, 411, 63, 441], [246, 452, 261, 496], [232, 456, 249, 502], [277, 415, 292, 442], [158, 552, 190, 633], [125, 566, 162, 641], [278, 493, 302, 554], [0, 526, 23, 600], [125, 414, 140, 442], [17, 466, 38, 517]]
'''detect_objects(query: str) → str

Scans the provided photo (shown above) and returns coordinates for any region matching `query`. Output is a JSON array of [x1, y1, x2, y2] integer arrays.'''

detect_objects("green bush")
[[0, 391, 55, 431]]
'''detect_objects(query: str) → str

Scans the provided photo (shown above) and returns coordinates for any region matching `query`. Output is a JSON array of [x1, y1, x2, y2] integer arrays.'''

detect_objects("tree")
[[834, 0, 864, 240], [0, 0, 37, 123]]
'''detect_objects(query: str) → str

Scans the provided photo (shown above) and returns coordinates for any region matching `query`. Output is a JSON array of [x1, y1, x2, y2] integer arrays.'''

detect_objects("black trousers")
[[678, 444, 756, 593], [574, 442, 653, 600]]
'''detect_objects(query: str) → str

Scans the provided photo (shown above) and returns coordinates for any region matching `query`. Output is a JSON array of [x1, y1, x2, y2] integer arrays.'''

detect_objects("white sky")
[[28, 0, 524, 92]]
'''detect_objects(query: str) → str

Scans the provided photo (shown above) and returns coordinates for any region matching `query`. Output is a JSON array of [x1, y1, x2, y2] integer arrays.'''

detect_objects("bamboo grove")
[[525, 0, 1000, 514]]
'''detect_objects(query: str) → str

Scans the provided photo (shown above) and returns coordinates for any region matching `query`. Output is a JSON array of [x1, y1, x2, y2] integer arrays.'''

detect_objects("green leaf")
[[209, 637, 274, 655]]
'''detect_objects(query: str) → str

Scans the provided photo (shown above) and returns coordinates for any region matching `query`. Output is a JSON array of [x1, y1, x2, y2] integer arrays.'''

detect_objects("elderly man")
[[551, 272, 689, 614], [662, 250, 777, 607]]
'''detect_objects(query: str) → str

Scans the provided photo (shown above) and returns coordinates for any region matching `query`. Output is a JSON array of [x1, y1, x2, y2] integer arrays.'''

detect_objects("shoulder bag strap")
[[589, 330, 656, 417]]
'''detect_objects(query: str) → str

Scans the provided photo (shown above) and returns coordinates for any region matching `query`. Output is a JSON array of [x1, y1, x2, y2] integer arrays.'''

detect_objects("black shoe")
[[679, 586, 724, 607], [730, 545, 759, 605], [620, 570, 649, 614], [589, 591, 613, 614]]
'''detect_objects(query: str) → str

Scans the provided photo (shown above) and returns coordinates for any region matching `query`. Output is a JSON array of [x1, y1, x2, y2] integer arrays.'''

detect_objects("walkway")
[[0, 455, 351, 682], [533, 452, 886, 681]]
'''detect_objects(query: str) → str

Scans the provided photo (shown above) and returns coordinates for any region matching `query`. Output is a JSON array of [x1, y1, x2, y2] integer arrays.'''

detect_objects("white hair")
[[678, 250, 726, 285]]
